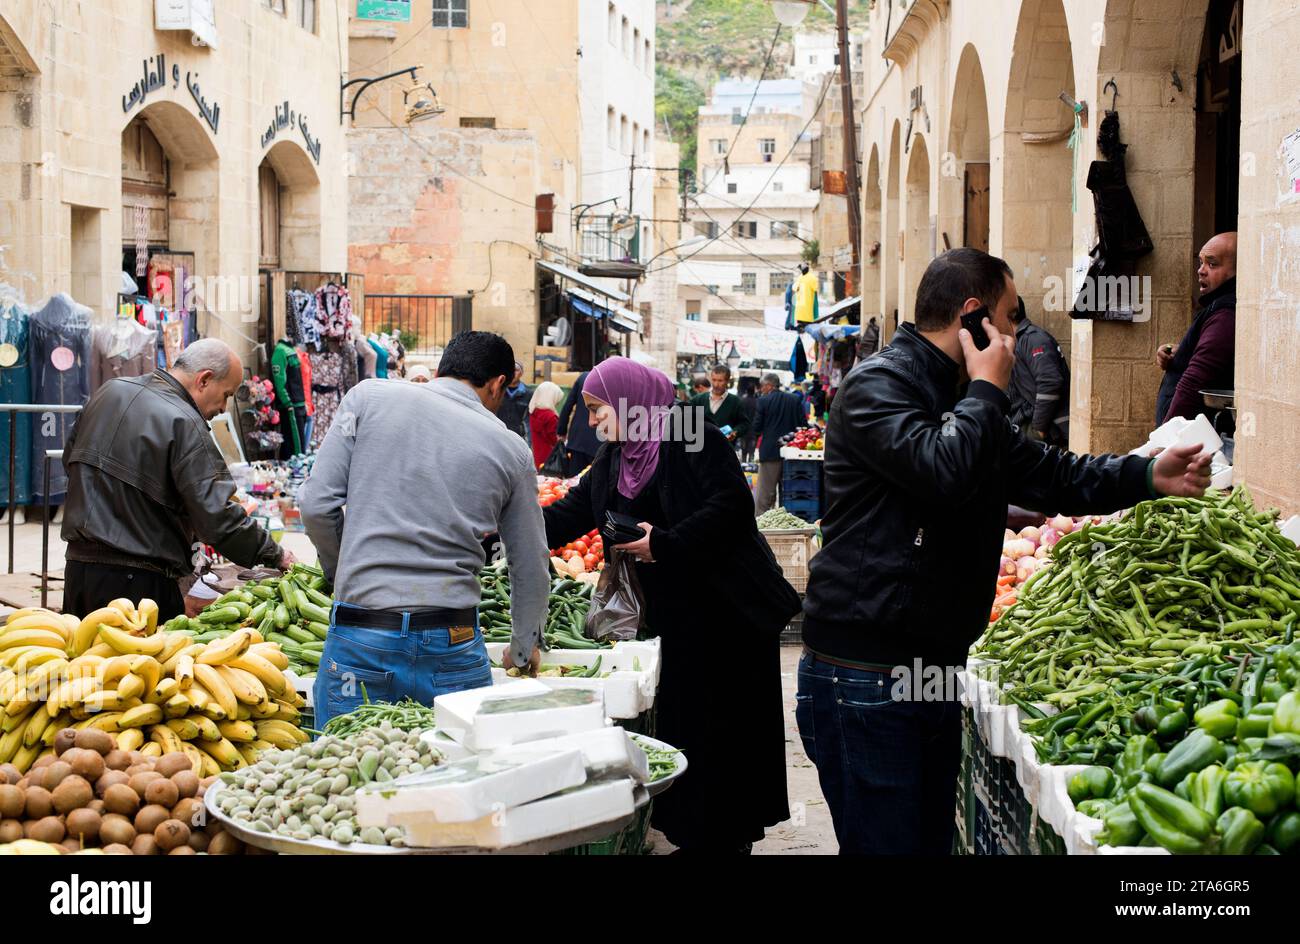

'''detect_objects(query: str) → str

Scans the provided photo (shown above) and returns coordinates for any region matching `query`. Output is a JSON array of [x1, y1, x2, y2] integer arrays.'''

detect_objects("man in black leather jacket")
[[62, 339, 291, 620], [796, 248, 1213, 855]]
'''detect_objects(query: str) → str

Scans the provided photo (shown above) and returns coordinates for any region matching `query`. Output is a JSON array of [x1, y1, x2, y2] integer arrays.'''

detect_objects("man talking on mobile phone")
[[796, 248, 1214, 855]]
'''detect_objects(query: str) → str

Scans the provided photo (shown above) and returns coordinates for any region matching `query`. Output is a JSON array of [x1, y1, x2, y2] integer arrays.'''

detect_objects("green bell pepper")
[[1130, 783, 1216, 854], [1224, 761, 1296, 817], [1077, 798, 1114, 819], [1158, 729, 1227, 788], [1096, 799, 1143, 847], [1261, 679, 1289, 704], [1217, 807, 1266, 855], [1267, 810, 1300, 853], [1254, 843, 1282, 855], [1116, 735, 1159, 791], [1194, 699, 1240, 739], [1145, 752, 1168, 778], [1068, 766, 1116, 805], [1189, 764, 1227, 819], [1237, 703, 1276, 741], [1175, 772, 1196, 801], [1157, 709, 1190, 741], [1270, 691, 1300, 737], [1133, 705, 1169, 733]]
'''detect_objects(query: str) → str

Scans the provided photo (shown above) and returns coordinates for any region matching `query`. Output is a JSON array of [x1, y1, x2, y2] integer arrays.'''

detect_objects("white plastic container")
[[355, 748, 587, 825], [1175, 413, 1223, 456], [398, 778, 637, 850], [488, 727, 651, 783], [437, 683, 608, 750], [434, 679, 548, 744]]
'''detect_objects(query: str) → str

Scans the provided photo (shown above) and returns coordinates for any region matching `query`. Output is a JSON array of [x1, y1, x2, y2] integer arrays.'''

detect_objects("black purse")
[[540, 442, 567, 478], [603, 509, 646, 545]]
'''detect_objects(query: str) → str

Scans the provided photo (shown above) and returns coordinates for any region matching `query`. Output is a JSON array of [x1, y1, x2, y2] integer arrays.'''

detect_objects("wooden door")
[[121, 119, 169, 246], [964, 162, 990, 252]]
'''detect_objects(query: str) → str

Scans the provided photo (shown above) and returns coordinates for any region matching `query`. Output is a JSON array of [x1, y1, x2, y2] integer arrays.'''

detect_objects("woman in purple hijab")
[[544, 357, 799, 853]]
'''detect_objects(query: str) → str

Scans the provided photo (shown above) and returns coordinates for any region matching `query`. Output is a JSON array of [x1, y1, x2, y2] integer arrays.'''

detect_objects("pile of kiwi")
[[0, 727, 247, 855]]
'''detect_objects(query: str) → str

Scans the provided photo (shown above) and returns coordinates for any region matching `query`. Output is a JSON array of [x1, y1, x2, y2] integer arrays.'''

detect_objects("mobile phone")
[[959, 306, 992, 351]]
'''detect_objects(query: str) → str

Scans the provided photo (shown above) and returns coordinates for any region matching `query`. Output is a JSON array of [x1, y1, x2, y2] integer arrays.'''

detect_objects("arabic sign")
[[154, 0, 219, 49], [357, 0, 411, 22], [121, 55, 220, 134], [261, 101, 322, 164]]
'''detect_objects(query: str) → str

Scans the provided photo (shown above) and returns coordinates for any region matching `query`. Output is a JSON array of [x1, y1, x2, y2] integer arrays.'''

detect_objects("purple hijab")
[[584, 358, 677, 499]]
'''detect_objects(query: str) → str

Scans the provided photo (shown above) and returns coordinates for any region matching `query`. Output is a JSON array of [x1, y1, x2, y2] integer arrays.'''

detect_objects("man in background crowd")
[[495, 360, 531, 440], [691, 374, 710, 396], [752, 373, 806, 514], [690, 365, 749, 445], [1009, 296, 1071, 447], [859, 316, 881, 362], [1156, 231, 1237, 425]]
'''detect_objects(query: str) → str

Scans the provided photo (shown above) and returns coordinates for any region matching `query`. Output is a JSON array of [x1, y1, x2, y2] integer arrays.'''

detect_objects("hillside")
[[655, 0, 869, 182]]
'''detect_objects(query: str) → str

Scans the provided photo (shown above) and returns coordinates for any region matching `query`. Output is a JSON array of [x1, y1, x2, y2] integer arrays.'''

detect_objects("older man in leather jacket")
[[62, 339, 291, 619], [796, 248, 1214, 855]]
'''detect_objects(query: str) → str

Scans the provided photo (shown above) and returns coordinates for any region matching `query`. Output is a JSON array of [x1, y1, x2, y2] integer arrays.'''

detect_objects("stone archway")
[[862, 145, 883, 324], [261, 139, 323, 271], [883, 121, 901, 338], [1002, 0, 1076, 361], [903, 134, 932, 324], [941, 43, 991, 254]]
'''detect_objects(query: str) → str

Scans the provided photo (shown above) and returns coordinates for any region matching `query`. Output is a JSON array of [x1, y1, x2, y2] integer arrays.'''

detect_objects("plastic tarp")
[[675, 320, 812, 363]]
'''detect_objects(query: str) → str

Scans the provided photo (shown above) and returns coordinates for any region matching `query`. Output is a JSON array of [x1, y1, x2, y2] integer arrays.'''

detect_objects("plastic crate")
[[781, 497, 821, 523], [779, 478, 821, 501], [554, 799, 654, 856], [761, 528, 818, 594], [782, 458, 823, 481]]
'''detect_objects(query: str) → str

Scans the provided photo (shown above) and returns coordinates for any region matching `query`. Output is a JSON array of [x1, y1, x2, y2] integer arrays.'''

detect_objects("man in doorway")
[[62, 339, 292, 620], [689, 365, 749, 445], [752, 373, 806, 514], [495, 360, 531, 440], [1009, 296, 1071, 447], [1156, 232, 1237, 424], [798, 248, 1213, 855], [301, 331, 550, 730], [859, 316, 881, 361]]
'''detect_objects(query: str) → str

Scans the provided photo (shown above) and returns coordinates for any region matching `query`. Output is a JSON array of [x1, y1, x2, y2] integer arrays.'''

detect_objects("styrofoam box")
[[437, 683, 608, 751], [419, 729, 475, 763], [1176, 413, 1223, 456], [355, 748, 587, 825], [434, 679, 548, 744], [485, 638, 661, 720], [488, 727, 651, 783], [1279, 515, 1300, 547], [398, 778, 637, 850]]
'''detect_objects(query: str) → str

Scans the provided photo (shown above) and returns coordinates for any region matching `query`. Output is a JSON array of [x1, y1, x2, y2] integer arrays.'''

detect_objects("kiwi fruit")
[[171, 770, 200, 800], [30, 755, 55, 771], [134, 804, 170, 836], [0, 784, 23, 819], [187, 830, 210, 852], [60, 837, 82, 853], [66, 748, 105, 782], [153, 819, 190, 851], [153, 754, 191, 778], [102, 783, 140, 817], [28, 815, 65, 844], [99, 813, 136, 847], [102, 843, 133, 855], [51, 776, 93, 815], [103, 750, 132, 772], [127, 771, 164, 798], [95, 770, 130, 798], [24, 786, 54, 819], [171, 797, 202, 828], [53, 729, 78, 757], [39, 760, 72, 791], [73, 729, 114, 755], [206, 829, 243, 855], [0, 819, 22, 843], [166, 844, 196, 855], [143, 778, 179, 809], [65, 808, 102, 842], [130, 834, 159, 855]]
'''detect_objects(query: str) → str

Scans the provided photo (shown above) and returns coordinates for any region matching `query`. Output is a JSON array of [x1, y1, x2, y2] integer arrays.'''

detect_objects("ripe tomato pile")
[[537, 480, 569, 507], [554, 529, 605, 573]]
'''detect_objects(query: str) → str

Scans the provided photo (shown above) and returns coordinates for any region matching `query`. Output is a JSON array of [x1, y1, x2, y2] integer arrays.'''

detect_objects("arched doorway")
[[120, 102, 219, 315], [1002, 0, 1075, 360], [942, 44, 991, 253], [862, 145, 883, 328], [259, 140, 323, 272], [883, 121, 901, 338], [903, 134, 932, 324]]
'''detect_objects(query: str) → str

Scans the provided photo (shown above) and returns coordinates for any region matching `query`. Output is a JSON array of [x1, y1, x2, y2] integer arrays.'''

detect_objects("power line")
[[721, 25, 782, 173]]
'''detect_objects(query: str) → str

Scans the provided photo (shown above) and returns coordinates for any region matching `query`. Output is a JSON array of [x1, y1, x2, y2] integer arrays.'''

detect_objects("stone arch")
[[0, 15, 39, 75], [261, 139, 323, 270], [941, 43, 991, 254], [883, 120, 901, 339], [1002, 0, 1076, 361], [862, 145, 883, 325], [902, 134, 932, 325]]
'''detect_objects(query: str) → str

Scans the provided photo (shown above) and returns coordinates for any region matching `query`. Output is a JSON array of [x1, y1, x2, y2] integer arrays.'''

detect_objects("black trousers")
[[63, 561, 185, 622]]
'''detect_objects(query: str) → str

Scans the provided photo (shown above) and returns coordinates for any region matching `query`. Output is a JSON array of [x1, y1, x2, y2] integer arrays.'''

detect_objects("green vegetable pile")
[[631, 736, 681, 783], [478, 559, 611, 650], [978, 489, 1300, 703], [165, 563, 333, 678], [756, 508, 812, 531], [321, 697, 439, 738]]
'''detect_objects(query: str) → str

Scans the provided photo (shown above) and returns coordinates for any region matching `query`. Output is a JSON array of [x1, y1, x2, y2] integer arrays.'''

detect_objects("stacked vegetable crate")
[[779, 459, 824, 523], [760, 526, 818, 595]]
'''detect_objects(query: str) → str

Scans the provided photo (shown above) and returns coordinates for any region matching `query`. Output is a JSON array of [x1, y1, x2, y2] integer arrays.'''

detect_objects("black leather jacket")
[[802, 323, 1154, 667], [62, 371, 281, 579]]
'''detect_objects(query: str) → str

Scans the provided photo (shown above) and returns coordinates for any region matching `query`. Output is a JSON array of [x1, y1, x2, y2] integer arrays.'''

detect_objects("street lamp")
[[770, 1, 813, 27], [726, 342, 742, 372]]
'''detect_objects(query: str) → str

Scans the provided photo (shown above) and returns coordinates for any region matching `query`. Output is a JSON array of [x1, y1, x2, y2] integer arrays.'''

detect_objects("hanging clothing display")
[[0, 299, 33, 506], [355, 336, 378, 380], [287, 290, 320, 350], [270, 339, 307, 458], [89, 321, 157, 392], [299, 347, 315, 449], [28, 293, 92, 503], [308, 347, 347, 450], [367, 337, 389, 379], [314, 283, 353, 343], [794, 271, 820, 325]]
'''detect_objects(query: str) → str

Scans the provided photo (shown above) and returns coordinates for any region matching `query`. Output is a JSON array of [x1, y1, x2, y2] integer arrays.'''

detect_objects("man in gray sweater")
[[300, 331, 550, 728]]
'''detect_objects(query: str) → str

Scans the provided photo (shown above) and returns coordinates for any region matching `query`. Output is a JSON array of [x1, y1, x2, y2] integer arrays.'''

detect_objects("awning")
[[803, 321, 860, 342], [538, 259, 630, 303], [567, 288, 642, 331], [821, 295, 860, 321]]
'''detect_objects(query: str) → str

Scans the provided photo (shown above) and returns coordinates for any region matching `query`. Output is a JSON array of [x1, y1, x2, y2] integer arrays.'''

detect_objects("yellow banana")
[[162, 643, 205, 676], [6, 607, 60, 625], [191, 715, 222, 742], [85, 711, 126, 733], [4, 690, 34, 717], [235, 741, 264, 766], [80, 690, 140, 713], [196, 749, 221, 778], [118, 703, 164, 729], [67, 704, 93, 721], [174, 654, 195, 691], [0, 671, 22, 702], [196, 736, 245, 770], [156, 632, 191, 665], [4, 613, 73, 644], [192, 664, 238, 718], [254, 719, 307, 749], [184, 682, 213, 714], [22, 708, 56, 748], [114, 727, 145, 751], [10, 648, 69, 676], [149, 724, 184, 753], [39, 711, 72, 747], [139, 742, 162, 758], [0, 628, 68, 652], [97, 624, 165, 657], [249, 642, 290, 671], [228, 653, 287, 696], [0, 715, 29, 762], [46, 676, 101, 716], [217, 719, 257, 743], [196, 629, 253, 666], [250, 700, 280, 719], [0, 705, 33, 734], [281, 687, 307, 709], [115, 672, 145, 702], [64, 655, 104, 681], [21, 658, 70, 699], [179, 741, 206, 775], [106, 598, 140, 627], [11, 742, 41, 773], [269, 703, 302, 724], [98, 655, 133, 686], [72, 608, 128, 656], [216, 665, 267, 706], [81, 641, 117, 660], [235, 703, 252, 721], [164, 717, 201, 741], [129, 655, 162, 692], [136, 599, 159, 635], [152, 677, 180, 705], [163, 693, 191, 719]]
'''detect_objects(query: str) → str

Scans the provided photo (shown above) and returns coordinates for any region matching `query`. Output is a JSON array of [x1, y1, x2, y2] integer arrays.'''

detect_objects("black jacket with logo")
[[1009, 317, 1070, 446], [801, 323, 1153, 668]]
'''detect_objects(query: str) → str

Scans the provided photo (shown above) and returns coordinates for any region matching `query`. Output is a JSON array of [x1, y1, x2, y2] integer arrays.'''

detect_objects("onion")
[[1003, 538, 1036, 560], [1034, 544, 1051, 560], [1019, 526, 1041, 543], [1016, 557, 1041, 581], [1050, 514, 1074, 534], [1039, 526, 1061, 548], [1004, 528, 1017, 543], [1000, 555, 1015, 576]]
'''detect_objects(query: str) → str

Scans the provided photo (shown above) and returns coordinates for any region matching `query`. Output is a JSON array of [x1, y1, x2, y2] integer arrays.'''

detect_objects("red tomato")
[[583, 553, 599, 569], [572, 539, 588, 554]]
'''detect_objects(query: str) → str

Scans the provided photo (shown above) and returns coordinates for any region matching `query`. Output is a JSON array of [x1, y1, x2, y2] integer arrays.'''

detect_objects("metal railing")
[[362, 295, 472, 355], [41, 449, 61, 607], [5, 404, 83, 575]]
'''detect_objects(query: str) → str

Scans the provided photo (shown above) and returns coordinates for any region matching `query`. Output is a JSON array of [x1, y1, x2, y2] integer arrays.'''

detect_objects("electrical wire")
[[721, 24, 782, 172]]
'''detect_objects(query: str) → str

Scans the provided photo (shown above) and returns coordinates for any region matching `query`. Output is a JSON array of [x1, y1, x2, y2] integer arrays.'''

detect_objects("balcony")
[[578, 214, 641, 266]]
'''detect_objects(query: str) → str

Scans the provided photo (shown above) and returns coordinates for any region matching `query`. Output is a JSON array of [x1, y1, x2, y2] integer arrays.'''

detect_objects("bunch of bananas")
[[163, 563, 331, 678], [0, 600, 309, 776]]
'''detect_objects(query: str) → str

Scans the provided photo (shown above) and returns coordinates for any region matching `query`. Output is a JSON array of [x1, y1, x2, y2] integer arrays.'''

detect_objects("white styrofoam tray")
[[485, 638, 660, 720], [435, 681, 608, 750], [488, 727, 651, 783]]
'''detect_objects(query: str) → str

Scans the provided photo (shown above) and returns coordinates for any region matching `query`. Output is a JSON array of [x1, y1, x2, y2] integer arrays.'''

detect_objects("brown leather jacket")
[[62, 370, 281, 579]]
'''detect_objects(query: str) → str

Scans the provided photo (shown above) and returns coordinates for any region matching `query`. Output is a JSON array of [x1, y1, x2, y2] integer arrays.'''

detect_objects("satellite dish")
[[545, 316, 571, 346]]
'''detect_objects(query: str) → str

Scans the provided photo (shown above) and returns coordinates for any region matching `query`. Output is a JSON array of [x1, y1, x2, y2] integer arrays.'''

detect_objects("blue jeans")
[[312, 604, 492, 731], [795, 650, 961, 855]]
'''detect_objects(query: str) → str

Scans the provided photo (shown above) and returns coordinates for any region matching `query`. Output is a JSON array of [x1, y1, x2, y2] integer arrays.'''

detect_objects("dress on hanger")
[[28, 294, 92, 503], [89, 321, 157, 392], [0, 300, 33, 506], [308, 348, 346, 450]]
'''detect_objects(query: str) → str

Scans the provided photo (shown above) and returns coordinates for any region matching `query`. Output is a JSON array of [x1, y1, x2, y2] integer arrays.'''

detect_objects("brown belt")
[[802, 647, 897, 674]]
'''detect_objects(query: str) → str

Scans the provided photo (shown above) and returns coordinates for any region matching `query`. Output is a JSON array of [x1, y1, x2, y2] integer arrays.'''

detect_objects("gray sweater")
[[299, 377, 550, 666]]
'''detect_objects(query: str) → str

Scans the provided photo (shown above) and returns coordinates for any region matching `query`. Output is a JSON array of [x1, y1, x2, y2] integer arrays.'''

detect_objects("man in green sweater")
[[689, 365, 749, 444]]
